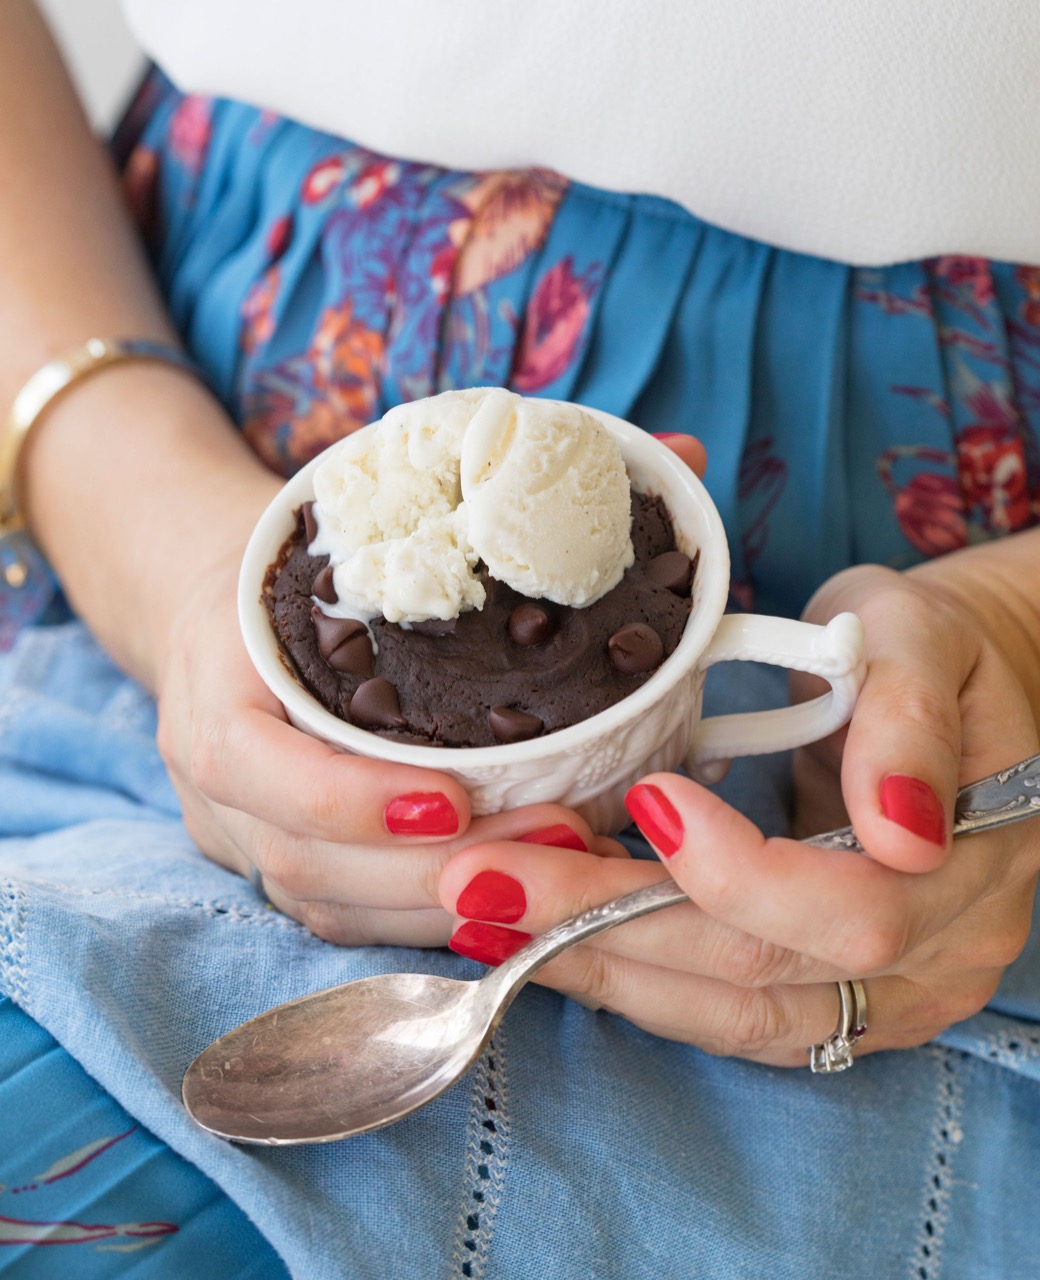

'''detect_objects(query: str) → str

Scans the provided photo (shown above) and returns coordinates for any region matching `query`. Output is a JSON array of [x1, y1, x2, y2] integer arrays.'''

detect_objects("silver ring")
[[809, 979, 868, 1074]]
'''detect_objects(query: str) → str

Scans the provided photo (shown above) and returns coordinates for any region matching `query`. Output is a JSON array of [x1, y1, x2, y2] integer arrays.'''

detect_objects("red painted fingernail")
[[518, 824, 588, 852], [651, 432, 686, 442], [450, 920, 532, 966], [456, 870, 527, 924], [879, 774, 946, 846], [624, 783, 684, 857], [384, 791, 459, 836]]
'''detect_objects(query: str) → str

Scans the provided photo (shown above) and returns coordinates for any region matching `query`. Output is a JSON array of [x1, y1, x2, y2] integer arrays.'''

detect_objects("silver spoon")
[[183, 753, 1040, 1144]]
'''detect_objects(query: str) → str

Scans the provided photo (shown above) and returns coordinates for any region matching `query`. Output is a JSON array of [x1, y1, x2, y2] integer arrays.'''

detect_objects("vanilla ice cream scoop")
[[460, 389, 633, 606], [309, 388, 634, 622]]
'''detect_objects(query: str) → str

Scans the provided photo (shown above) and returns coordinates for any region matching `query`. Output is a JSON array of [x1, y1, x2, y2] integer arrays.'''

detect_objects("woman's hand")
[[438, 557, 1040, 1064], [156, 548, 611, 947]]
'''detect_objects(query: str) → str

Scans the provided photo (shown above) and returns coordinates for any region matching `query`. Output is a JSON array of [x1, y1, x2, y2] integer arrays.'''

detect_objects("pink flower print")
[[168, 97, 213, 174], [453, 170, 568, 296], [302, 155, 348, 204], [352, 159, 402, 210], [511, 256, 598, 392], [932, 256, 995, 306], [879, 445, 967, 556], [738, 438, 787, 565]]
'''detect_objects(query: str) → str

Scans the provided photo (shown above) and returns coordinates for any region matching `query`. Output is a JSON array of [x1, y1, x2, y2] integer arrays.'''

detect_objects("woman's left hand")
[[438, 560, 1040, 1065]]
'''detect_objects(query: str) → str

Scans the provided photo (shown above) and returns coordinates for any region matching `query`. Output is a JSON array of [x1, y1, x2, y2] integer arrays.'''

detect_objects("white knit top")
[[123, 0, 1040, 265]]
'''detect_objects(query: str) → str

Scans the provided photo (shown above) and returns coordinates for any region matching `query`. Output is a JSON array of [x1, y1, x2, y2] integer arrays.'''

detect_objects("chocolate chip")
[[607, 623, 665, 675], [647, 551, 693, 596], [301, 501, 319, 546], [311, 609, 374, 676], [489, 706, 543, 743], [508, 603, 555, 647], [311, 563, 337, 604], [349, 678, 407, 729]]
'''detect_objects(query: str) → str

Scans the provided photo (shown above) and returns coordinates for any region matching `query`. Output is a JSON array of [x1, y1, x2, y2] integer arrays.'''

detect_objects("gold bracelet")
[[1, 338, 205, 587]]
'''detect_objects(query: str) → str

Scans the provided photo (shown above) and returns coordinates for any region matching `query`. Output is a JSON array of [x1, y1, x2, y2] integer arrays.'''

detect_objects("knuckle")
[[912, 975, 999, 1039], [189, 715, 234, 801], [155, 704, 177, 770], [886, 680, 959, 755], [721, 932, 802, 989], [946, 977, 997, 1025], [842, 913, 911, 975], [297, 899, 362, 945], [254, 832, 308, 899], [304, 778, 345, 839], [689, 858, 744, 926], [565, 947, 621, 1011], [972, 915, 1031, 970], [717, 988, 787, 1058]]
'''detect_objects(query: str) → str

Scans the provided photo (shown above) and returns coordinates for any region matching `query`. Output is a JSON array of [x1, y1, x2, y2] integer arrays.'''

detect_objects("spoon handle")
[[487, 751, 1040, 1002]]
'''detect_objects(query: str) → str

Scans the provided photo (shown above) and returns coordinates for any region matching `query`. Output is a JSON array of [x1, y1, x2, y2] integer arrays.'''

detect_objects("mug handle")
[[685, 611, 866, 769]]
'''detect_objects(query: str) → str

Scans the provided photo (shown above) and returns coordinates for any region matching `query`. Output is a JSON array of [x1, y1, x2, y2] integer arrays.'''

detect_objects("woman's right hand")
[[155, 548, 604, 948]]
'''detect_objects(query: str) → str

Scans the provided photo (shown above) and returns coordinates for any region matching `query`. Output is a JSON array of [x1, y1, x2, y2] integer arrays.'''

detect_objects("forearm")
[[1, 1, 278, 687]]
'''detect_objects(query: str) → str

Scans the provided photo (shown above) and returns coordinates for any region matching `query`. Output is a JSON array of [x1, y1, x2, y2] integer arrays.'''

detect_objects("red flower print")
[[0, 1125, 179, 1251], [1015, 264, 1040, 326], [956, 426, 1030, 533], [266, 213, 294, 261], [241, 267, 281, 354], [511, 256, 598, 392], [122, 146, 159, 242], [738, 438, 787, 565], [879, 446, 967, 557], [168, 97, 213, 174], [895, 472, 967, 556], [352, 159, 401, 209], [303, 155, 348, 204], [932, 257, 995, 306], [430, 244, 457, 301], [0, 1216, 177, 1247], [243, 301, 385, 473]]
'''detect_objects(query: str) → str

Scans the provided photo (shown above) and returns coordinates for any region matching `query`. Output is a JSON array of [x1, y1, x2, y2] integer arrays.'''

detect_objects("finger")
[[194, 695, 473, 844], [263, 889, 452, 948], [622, 774, 1001, 973], [535, 952, 845, 1064], [652, 432, 707, 478], [802, 568, 1037, 875], [448, 923, 850, 1067], [836, 577, 973, 871], [250, 803, 597, 909], [440, 840, 827, 986]]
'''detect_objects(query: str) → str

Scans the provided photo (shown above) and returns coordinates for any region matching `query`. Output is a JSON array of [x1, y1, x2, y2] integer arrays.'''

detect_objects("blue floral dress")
[[1, 70, 1039, 1279]]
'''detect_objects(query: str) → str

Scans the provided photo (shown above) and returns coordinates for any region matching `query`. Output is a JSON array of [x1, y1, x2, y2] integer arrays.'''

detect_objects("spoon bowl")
[[184, 973, 493, 1143]]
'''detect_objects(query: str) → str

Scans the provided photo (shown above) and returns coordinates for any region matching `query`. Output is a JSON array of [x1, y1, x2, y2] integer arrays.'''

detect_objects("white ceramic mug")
[[239, 405, 865, 833]]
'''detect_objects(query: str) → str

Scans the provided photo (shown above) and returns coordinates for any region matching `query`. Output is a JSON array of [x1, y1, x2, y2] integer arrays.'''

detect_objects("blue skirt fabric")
[[2, 73, 1040, 1277]]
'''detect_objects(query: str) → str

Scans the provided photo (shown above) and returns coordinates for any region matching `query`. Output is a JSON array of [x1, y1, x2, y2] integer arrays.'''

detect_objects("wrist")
[[22, 359, 282, 688]]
